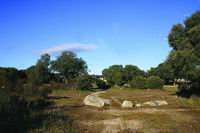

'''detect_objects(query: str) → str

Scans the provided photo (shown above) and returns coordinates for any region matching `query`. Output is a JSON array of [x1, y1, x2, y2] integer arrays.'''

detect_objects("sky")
[[0, 0, 199, 74]]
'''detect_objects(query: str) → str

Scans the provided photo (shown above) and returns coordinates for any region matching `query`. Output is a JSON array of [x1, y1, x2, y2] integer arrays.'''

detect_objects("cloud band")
[[40, 43, 97, 54]]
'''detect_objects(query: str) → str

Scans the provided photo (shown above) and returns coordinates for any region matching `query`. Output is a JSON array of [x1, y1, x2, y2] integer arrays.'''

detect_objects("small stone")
[[143, 100, 168, 106], [135, 103, 142, 107], [155, 101, 168, 106], [121, 100, 133, 108]]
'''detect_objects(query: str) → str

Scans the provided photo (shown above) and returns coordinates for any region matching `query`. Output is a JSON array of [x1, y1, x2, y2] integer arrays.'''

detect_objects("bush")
[[147, 76, 164, 89], [0, 67, 52, 132], [0, 83, 29, 132], [130, 76, 147, 89], [94, 78, 110, 89], [76, 75, 93, 90], [129, 79, 136, 88], [177, 81, 200, 98]]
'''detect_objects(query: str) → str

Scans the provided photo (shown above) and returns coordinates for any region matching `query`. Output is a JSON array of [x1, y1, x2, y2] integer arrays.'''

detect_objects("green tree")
[[102, 65, 124, 86], [36, 53, 51, 83], [94, 78, 108, 89], [102, 68, 114, 85], [124, 65, 145, 82], [51, 51, 87, 85], [0, 67, 19, 88], [37, 53, 51, 68], [26, 54, 51, 85], [147, 63, 174, 85], [76, 75, 93, 90], [167, 10, 200, 95]]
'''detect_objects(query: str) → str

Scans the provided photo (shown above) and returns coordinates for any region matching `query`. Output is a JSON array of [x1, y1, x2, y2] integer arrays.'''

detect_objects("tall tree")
[[147, 63, 174, 85], [37, 53, 50, 69], [102, 65, 124, 86], [124, 65, 145, 82], [167, 10, 200, 95], [51, 51, 87, 84], [26, 54, 51, 85]]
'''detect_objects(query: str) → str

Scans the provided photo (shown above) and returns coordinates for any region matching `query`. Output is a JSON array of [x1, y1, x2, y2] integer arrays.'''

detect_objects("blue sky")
[[0, 0, 199, 74]]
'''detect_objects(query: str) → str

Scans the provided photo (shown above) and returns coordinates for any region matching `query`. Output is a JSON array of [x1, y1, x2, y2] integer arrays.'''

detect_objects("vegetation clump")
[[147, 76, 164, 89], [77, 75, 108, 90], [130, 76, 147, 89], [76, 75, 93, 90]]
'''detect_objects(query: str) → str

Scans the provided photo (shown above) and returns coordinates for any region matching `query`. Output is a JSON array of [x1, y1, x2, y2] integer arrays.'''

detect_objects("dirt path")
[[90, 91, 107, 97]]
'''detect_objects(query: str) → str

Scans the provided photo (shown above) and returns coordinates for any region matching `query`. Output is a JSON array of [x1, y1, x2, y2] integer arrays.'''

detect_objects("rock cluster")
[[143, 101, 168, 106], [83, 93, 168, 108]]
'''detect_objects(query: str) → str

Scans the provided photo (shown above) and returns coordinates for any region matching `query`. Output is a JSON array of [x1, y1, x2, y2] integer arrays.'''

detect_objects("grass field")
[[30, 86, 200, 133]]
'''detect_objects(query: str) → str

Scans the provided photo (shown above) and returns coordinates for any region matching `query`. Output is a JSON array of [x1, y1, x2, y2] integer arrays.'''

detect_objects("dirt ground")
[[48, 86, 200, 133]]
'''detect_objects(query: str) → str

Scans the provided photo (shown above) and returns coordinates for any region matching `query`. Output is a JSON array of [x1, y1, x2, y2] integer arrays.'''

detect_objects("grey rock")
[[143, 101, 157, 106], [135, 103, 142, 107], [83, 95, 112, 107], [143, 101, 168, 106], [121, 100, 133, 108], [155, 101, 168, 106], [102, 98, 112, 106]]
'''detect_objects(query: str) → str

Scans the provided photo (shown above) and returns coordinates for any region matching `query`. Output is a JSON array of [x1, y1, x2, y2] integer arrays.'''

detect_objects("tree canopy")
[[51, 51, 88, 84], [26, 54, 51, 85], [166, 10, 200, 95], [102, 64, 145, 86]]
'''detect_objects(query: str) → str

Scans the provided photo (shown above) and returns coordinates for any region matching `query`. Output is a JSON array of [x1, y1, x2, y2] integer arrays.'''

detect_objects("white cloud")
[[40, 43, 97, 55]]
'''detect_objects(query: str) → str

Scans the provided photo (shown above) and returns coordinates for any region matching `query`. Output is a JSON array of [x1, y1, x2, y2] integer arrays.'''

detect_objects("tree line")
[[102, 64, 164, 89]]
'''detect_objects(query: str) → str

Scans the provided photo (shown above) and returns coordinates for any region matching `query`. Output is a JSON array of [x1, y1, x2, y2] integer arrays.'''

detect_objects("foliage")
[[0, 69, 28, 132], [124, 65, 145, 82], [130, 76, 147, 89], [167, 10, 200, 95], [26, 54, 51, 85], [0, 86, 29, 132], [76, 75, 93, 90], [94, 77, 109, 89], [102, 65, 124, 86], [0, 67, 20, 88], [147, 63, 174, 85], [102, 65, 145, 86], [76, 75, 108, 90], [146, 76, 164, 89], [0, 67, 52, 132], [51, 51, 87, 84], [129, 79, 137, 88]]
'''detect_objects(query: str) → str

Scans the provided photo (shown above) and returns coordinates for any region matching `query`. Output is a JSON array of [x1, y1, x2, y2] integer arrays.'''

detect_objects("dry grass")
[[32, 86, 200, 133], [100, 86, 200, 108]]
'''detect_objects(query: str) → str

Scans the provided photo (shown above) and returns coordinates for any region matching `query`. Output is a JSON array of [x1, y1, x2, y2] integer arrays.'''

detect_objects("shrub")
[[0, 86, 29, 132], [130, 76, 147, 89], [94, 78, 108, 89], [76, 75, 93, 90], [0, 67, 52, 132], [129, 79, 136, 88], [147, 76, 164, 89]]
